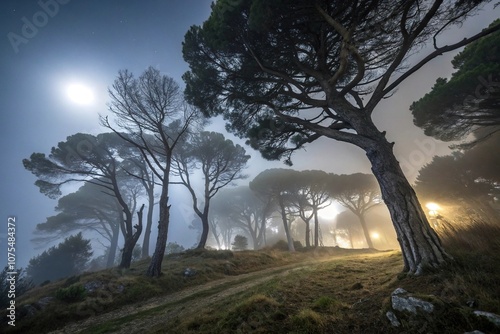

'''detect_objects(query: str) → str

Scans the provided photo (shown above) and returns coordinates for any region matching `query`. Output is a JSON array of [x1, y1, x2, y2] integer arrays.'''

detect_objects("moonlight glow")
[[66, 83, 95, 105]]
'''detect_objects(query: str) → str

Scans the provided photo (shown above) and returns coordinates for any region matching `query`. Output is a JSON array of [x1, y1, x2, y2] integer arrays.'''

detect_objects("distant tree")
[[415, 154, 498, 223], [213, 187, 270, 250], [182, 0, 500, 274], [328, 173, 381, 249], [23, 133, 144, 269], [173, 131, 250, 249], [26, 233, 93, 285], [166, 242, 186, 255], [231, 235, 248, 251], [33, 181, 122, 268], [288, 170, 330, 247], [250, 169, 298, 252], [411, 20, 500, 143], [0, 267, 33, 308], [209, 191, 239, 249], [102, 67, 200, 277], [461, 131, 500, 183]]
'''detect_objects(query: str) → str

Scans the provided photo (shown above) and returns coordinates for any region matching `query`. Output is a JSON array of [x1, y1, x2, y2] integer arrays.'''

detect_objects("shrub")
[[55, 284, 86, 302]]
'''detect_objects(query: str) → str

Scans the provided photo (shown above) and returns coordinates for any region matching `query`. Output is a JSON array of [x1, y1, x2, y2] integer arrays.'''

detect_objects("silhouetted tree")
[[328, 173, 381, 248], [26, 233, 93, 285], [250, 169, 298, 251], [183, 0, 500, 274], [213, 186, 269, 250], [415, 154, 498, 223], [101, 67, 200, 277], [411, 20, 500, 143], [23, 133, 144, 269], [173, 131, 250, 249], [288, 170, 330, 247], [232, 235, 248, 251], [33, 181, 122, 268]]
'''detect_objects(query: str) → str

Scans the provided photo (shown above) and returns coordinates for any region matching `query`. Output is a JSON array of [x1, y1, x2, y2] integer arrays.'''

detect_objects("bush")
[[55, 284, 86, 302]]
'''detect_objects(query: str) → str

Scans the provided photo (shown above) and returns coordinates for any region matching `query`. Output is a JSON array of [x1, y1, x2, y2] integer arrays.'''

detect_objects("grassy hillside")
[[2, 219, 500, 333]]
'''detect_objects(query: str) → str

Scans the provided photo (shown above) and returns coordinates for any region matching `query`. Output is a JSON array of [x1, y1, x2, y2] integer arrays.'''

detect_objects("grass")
[[157, 219, 500, 334], [0, 248, 331, 333], [2, 219, 500, 333]]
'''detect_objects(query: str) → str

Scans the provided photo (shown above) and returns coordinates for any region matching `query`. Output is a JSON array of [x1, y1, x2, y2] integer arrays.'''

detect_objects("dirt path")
[[49, 261, 315, 334]]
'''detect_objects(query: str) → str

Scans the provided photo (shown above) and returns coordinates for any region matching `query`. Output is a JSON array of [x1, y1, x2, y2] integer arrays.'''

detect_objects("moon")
[[66, 83, 95, 105]]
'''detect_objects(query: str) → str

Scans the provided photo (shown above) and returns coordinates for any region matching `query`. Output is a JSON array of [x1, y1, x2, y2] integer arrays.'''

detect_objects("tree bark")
[[119, 204, 144, 269], [278, 195, 295, 252], [147, 179, 170, 277], [196, 213, 210, 249], [141, 188, 155, 259], [313, 209, 319, 247], [356, 214, 374, 249], [304, 219, 311, 247], [365, 133, 450, 275], [106, 222, 120, 268]]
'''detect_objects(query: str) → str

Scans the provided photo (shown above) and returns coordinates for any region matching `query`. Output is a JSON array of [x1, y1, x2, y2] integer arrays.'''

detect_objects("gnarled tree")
[[102, 67, 199, 277], [172, 131, 250, 249], [23, 133, 144, 269], [183, 0, 500, 274]]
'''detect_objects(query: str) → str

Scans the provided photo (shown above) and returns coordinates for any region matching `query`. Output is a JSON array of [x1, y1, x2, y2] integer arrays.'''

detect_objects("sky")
[[0, 0, 498, 268]]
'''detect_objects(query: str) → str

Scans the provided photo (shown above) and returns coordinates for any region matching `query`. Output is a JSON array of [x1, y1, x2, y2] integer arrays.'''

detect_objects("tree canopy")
[[173, 131, 250, 249], [102, 67, 200, 277], [26, 233, 93, 285], [411, 19, 500, 142], [183, 0, 499, 274]]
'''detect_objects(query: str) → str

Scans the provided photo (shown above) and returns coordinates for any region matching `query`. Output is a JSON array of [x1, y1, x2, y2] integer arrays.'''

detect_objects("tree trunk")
[[278, 195, 295, 252], [304, 219, 310, 248], [106, 223, 120, 268], [119, 240, 135, 268], [119, 204, 144, 269], [313, 209, 319, 247], [356, 214, 374, 249], [196, 213, 210, 249], [147, 179, 170, 277], [141, 190, 155, 259], [365, 134, 450, 275]]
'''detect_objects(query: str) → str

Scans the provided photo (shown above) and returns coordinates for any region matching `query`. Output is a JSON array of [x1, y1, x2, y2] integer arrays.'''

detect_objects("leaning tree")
[[101, 67, 200, 277], [23, 132, 144, 269], [183, 0, 500, 274]]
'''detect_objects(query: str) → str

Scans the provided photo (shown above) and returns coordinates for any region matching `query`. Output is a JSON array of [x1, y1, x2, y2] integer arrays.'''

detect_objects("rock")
[[464, 331, 485, 334], [473, 310, 500, 327], [350, 282, 363, 290], [391, 288, 434, 314], [84, 280, 103, 293], [36, 296, 55, 310], [386, 311, 401, 327], [22, 304, 38, 317], [184, 267, 197, 277]]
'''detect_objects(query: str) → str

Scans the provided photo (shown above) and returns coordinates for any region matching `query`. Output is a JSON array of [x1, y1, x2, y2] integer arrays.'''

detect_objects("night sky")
[[1, 1, 498, 267]]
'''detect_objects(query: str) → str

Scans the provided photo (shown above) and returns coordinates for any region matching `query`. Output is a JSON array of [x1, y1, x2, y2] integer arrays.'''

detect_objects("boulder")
[[391, 288, 434, 314], [386, 311, 401, 327], [473, 310, 500, 327]]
